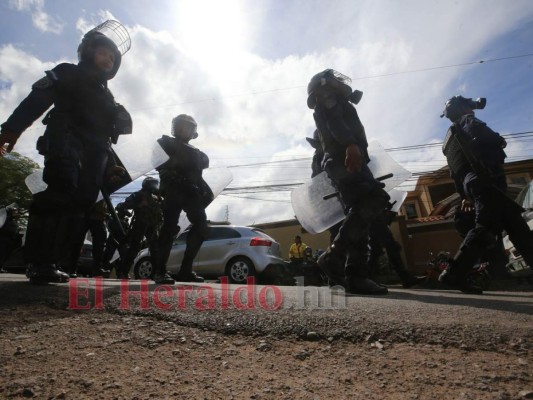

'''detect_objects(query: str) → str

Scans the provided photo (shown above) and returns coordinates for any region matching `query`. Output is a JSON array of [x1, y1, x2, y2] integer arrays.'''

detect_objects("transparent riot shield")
[[291, 141, 412, 234], [366, 141, 411, 192], [177, 167, 234, 231], [388, 188, 408, 213], [25, 138, 170, 197]]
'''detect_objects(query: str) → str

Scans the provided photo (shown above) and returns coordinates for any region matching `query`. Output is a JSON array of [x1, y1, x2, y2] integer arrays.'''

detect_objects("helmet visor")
[[89, 20, 131, 56]]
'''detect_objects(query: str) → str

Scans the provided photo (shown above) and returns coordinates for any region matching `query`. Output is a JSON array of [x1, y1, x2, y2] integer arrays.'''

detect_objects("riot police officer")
[[307, 69, 389, 295], [440, 95, 533, 293], [0, 206, 23, 271], [116, 177, 170, 283], [368, 210, 426, 288], [102, 204, 131, 275], [156, 114, 212, 283], [0, 20, 132, 284], [58, 200, 109, 278]]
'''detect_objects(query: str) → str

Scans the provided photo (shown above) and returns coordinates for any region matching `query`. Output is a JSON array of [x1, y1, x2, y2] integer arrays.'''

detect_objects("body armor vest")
[[442, 125, 473, 178]]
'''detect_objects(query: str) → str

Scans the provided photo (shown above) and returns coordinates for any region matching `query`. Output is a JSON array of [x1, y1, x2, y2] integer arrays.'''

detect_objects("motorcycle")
[[288, 247, 328, 286], [426, 251, 491, 291]]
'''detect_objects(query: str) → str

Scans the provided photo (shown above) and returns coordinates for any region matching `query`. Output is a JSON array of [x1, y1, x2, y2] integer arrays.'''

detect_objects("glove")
[[106, 165, 127, 184], [0, 131, 19, 156]]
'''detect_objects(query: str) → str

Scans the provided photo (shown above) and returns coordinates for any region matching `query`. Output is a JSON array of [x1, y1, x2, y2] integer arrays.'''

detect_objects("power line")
[[129, 52, 533, 112], [224, 130, 533, 168]]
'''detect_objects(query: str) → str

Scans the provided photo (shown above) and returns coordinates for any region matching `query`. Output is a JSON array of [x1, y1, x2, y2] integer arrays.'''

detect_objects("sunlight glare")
[[174, 0, 249, 70]]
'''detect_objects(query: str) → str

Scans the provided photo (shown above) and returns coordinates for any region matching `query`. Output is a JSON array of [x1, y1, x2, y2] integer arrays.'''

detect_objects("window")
[[403, 203, 419, 219], [510, 176, 528, 186], [206, 227, 241, 241], [428, 183, 456, 206]]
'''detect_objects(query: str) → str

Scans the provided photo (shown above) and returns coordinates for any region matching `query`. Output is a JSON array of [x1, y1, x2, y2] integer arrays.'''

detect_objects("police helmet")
[[171, 114, 198, 140], [307, 69, 353, 109], [77, 20, 131, 79], [142, 177, 159, 193], [440, 95, 487, 122]]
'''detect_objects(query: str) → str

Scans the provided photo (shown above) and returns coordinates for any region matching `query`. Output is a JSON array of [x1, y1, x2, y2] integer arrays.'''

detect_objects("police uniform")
[[441, 101, 533, 292], [0, 21, 131, 284], [307, 69, 390, 295], [117, 186, 163, 278], [368, 210, 425, 287], [102, 205, 131, 274], [156, 130, 212, 283], [0, 61, 129, 283], [58, 199, 109, 278]]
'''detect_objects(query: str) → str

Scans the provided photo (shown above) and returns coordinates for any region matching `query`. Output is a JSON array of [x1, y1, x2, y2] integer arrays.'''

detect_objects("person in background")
[[289, 235, 308, 265], [156, 114, 213, 283]]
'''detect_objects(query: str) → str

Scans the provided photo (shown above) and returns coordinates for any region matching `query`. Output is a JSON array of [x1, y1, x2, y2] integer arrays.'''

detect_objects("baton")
[[323, 173, 394, 200]]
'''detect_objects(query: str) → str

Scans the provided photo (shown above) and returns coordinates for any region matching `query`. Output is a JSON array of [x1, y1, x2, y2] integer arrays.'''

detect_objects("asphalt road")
[[1, 273, 532, 351]]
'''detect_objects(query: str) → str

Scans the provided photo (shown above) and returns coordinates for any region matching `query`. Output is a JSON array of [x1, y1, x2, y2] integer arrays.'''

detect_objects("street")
[[0, 273, 532, 399]]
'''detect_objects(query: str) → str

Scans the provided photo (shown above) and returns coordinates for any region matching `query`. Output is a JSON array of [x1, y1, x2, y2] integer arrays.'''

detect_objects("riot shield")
[[291, 141, 411, 234], [177, 167, 233, 230], [388, 188, 408, 213], [366, 141, 411, 192], [25, 138, 170, 197]]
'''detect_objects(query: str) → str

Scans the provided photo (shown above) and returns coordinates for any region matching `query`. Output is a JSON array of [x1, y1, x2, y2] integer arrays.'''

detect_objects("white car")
[[503, 181, 533, 277], [133, 225, 288, 283]]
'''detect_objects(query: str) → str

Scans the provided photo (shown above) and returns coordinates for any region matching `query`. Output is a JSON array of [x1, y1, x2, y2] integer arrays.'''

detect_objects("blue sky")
[[1, 0, 533, 226]]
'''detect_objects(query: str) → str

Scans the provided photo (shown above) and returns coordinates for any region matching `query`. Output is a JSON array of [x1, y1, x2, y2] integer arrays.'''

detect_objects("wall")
[[404, 220, 463, 275], [255, 223, 331, 261], [256, 218, 411, 267]]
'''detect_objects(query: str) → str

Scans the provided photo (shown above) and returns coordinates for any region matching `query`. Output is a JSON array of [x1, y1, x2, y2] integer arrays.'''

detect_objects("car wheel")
[[226, 256, 255, 284], [134, 257, 154, 279]]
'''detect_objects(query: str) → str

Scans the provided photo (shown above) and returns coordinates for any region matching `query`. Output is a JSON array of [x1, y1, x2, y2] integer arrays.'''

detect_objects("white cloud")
[[2, 0, 533, 226], [9, 0, 63, 34]]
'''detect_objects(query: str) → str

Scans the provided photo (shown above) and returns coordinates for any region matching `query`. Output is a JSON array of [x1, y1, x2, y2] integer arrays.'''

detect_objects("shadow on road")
[[380, 288, 533, 316]]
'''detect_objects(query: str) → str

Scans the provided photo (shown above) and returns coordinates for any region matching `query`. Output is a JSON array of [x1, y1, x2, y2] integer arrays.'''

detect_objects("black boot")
[[27, 264, 69, 285], [174, 270, 204, 283], [317, 248, 347, 288], [439, 266, 483, 294], [153, 272, 175, 285], [116, 271, 130, 280], [399, 272, 427, 288], [92, 265, 110, 278], [347, 277, 388, 295]]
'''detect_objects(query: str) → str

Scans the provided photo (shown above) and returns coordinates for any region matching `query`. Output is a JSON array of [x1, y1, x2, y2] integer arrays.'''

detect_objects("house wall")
[[256, 218, 411, 269], [404, 220, 463, 275], [254, 223, 331, 261]]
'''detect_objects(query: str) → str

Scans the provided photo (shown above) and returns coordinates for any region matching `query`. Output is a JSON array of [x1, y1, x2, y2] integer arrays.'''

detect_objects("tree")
[[0, 152, 40, 210]]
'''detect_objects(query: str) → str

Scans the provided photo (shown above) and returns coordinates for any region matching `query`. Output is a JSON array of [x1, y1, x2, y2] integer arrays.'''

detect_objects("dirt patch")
[[0, 304, 531, 400]]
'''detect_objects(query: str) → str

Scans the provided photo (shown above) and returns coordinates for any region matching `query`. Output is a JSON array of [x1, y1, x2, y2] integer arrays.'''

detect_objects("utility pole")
[[224, 205, 229, 222]]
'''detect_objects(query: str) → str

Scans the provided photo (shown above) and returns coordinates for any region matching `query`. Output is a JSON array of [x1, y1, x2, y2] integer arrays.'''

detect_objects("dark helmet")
[[440, 95, 486, 122], [142, 177, 159, 192], [307, 69, 353, 109], [77, 20, 131, 79], [171, 114, 198, 140]]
